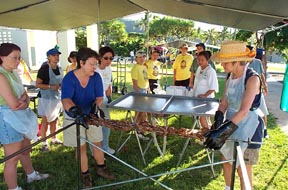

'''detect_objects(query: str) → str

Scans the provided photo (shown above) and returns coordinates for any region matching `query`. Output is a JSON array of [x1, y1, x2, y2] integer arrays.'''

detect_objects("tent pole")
[[97, 0, 101, 50]]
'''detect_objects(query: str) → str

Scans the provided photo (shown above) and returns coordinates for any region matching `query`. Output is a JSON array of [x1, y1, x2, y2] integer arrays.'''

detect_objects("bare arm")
[[61, 98, 76, 112], [36, 77, 60, 90], [198, 89, 215, 98], [218, 82, 228, 113], [0, 74, 28, 110], [173, 69, 177, 85], [230, 76, 260, 124], [132, 79, 139, 93], [105, 85, 112, 97], [189, 72, 194, 88], [95, 97, 104, 109]]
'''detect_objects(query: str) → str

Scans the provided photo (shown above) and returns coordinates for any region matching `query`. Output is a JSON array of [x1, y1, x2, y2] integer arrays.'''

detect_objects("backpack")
[[226, 68, 262, 111]]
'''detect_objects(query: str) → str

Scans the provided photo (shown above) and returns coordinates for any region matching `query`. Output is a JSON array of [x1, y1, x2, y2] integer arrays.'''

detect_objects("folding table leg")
[[177, 117, 199, 167], [177, 138, 191, 167], [134, 130, 147, 165], [206, 149, 216, 177], [151, 132, 164, 157], [116, 110, 134, 153]]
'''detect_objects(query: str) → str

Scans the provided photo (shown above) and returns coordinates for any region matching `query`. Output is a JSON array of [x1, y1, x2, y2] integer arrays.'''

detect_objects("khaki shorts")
[[62, 113, 103, 147], [243, 148, 260, 165]]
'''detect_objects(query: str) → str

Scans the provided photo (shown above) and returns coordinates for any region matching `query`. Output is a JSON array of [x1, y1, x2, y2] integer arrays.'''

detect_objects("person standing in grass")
[[204, 41, 264, 190], [61, 47, 115, 188], [193, 51, 218, 134], [247, 46, 269, 138], [173, 43, 193, 87], [131, 50, 150, 140], [95, 46, 115, 155], [36, 47, 63, 152], [144, 49, 161, 94], [0, 43, 49, 190], [189, 43, 216, 89]]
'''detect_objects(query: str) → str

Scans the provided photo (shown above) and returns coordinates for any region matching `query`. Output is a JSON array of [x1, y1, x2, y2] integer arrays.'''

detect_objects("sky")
[[123, 12, 225, 32]]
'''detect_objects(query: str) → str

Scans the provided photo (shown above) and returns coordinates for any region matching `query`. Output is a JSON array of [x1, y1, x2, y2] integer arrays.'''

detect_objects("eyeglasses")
[[9, 56, 22, 61], [103, 57, 113, 61]]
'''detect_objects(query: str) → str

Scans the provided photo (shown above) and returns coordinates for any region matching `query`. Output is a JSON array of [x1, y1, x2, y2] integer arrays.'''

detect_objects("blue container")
[[280, 61, 288, 112]]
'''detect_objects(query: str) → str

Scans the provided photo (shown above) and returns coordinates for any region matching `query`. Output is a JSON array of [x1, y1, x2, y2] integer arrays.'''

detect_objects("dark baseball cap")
[[46, 48, 61, 56], [196, 43, 205, 50]]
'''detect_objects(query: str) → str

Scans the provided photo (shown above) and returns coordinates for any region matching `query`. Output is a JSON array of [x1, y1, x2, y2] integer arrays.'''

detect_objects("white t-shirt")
[[193, 65, 219, 98], [95, 65, 112, 95]]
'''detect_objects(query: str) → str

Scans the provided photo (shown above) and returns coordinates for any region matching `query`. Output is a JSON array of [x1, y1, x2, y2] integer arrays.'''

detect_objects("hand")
[[90, 103, 106, 119], [211, 110, 224, 130], [51, 84, 61, 90], [107, 96, 112, 104], [204, 120, 238, 150], [198, 94, 206, 98], [68, 106, 89, 129]]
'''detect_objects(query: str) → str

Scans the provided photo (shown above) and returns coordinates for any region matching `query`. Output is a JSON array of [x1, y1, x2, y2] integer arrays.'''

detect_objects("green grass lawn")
[[1, 68, 287, 190]]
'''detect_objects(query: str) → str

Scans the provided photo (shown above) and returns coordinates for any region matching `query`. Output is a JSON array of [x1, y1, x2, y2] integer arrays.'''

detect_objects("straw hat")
[[211, 40, 256, 63]]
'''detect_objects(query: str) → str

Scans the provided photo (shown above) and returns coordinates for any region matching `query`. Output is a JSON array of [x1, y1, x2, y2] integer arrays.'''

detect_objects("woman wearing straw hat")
[[204, 41, 264, 190]]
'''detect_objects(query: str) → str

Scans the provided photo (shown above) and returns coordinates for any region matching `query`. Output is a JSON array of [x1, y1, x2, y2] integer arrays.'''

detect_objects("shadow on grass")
[[263, 155, 288, 190]]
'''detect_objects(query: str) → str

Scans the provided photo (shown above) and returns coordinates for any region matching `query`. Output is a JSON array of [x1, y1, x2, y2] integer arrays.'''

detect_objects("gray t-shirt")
[[190, 58, 216, 73], [249, 59, 264, 75]]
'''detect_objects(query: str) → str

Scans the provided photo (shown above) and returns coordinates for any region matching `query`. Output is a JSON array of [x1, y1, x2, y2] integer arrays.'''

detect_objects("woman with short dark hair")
[[61, 47, 115, 188]]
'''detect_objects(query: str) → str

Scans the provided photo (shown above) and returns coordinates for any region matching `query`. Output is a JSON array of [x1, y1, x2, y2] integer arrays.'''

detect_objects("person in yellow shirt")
[[16, 59, 34, 85], [131, 50, 149, 93], [173, 43, 193, 87], [66, 51, 77, 73], [144, 49, 161, 94], [131, 50, 149, 140]]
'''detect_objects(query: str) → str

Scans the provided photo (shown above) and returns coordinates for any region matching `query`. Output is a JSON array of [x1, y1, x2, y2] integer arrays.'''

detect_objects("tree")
[[218, 27, 233, 43], [202, 29, 218, 45], [100, 19, 128, 46], [148, 17, 195, 42], [264, 24, 288, 58], [235, 29, 253, 42], [235, 23, 288, 59], [75, 27, 87, 49]]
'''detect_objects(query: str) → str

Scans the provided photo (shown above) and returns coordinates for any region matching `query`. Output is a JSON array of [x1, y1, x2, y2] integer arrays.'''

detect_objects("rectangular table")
[[27, 88, 39, 112], [108, 92, 219, 168]]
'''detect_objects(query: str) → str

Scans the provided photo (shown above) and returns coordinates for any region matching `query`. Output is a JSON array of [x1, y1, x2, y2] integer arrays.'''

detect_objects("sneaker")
[[41, 144, 49, 152], [51, 138, 63, 145], [137, 133, 150, 141], [96, 167, 116, 180], [82, 172, 92, 188], [27, 171, 49, 183], [106, 147, 115, 155]]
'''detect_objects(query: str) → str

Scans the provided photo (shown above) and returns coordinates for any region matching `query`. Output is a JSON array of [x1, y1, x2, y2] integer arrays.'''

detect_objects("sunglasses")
[[103, 57, 113, 61]]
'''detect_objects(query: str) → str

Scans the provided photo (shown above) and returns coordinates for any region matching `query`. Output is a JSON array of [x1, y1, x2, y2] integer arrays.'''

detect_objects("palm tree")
[[203, 28, 218, 45]]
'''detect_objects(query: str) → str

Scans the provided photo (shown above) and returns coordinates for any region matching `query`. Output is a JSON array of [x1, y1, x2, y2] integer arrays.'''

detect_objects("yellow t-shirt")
[[131, 64, 149, 89], [173, 53, 193, 80], [145, 60, 161, 80]]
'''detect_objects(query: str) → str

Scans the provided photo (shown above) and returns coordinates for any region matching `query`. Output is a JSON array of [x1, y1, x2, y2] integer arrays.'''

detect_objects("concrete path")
[[265, 74, 288, 135]]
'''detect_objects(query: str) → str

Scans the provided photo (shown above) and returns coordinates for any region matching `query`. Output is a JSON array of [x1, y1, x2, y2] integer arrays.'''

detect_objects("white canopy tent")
[[0, 0, 287, 31]]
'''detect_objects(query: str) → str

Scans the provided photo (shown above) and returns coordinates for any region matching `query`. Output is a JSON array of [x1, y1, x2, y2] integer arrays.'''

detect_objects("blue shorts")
[[0, 110, 24, 145]]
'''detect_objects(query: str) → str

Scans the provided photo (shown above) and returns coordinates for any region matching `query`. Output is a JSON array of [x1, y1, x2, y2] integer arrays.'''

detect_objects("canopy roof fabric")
[[0, 0, 143, 31], [0, 0, 287, 31]]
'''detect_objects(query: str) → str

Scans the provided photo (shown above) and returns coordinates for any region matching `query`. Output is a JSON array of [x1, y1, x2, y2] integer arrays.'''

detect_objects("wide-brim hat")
[[211, 40, 256, 63]]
